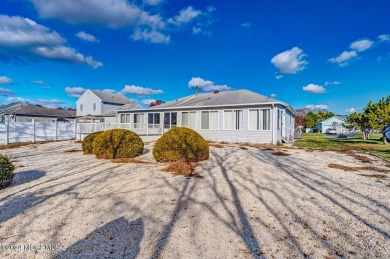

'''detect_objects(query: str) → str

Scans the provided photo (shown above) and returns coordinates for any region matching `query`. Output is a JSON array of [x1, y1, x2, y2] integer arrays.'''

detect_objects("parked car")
[[326, 129, 337, 134], [338, 134, 348, 138]]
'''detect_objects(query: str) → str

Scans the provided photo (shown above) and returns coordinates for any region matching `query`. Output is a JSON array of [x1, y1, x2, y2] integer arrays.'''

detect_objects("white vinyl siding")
[[120, 114, 130, 123], [201, 111, 218, 130], [224, 110, 243, 130], [249, 109, 271, 130], [182, 112, 196, 129]]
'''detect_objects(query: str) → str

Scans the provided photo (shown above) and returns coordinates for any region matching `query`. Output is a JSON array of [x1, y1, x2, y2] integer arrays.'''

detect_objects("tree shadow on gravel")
[[11, 170, 46, 187], [56, 217, 144, 259]]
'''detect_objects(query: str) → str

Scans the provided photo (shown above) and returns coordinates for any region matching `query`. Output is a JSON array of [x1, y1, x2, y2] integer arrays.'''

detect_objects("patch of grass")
[[64, 149, 82, 153], [294, 133, 390, 160], [162, 161, 203, 178], [272, 151, 290, 156], [111, 158, 152, 164]]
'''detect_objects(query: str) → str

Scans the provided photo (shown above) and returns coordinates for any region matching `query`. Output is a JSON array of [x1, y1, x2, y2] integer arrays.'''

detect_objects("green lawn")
[[294, 133, 390, 160]]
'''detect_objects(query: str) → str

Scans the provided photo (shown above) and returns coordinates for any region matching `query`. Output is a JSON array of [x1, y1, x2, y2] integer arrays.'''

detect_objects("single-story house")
[[116, 89, 296, 144], [76, 89, 141, 122], [315, 115, 347, 133], [0, 103, 76, 123], [102, 102, 143, 123]]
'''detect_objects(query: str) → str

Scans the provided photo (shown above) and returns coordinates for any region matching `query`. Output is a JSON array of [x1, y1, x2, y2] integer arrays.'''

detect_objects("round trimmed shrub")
[[153, 127, 209, 162], [82, 131, 102, 154], [92, 129, 144, 159], [0, 155, 15, 190]]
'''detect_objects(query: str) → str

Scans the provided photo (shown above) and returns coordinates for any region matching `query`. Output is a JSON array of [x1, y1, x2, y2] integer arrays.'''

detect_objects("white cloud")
[[65, 87, 86, 98], [378, 34, 390, 42], [188, 77, 231, 92], [142, 99, 156, 105], [305, 104, 329, 110], [0, 87, 15, 96], [76, 31, 99, 43], [324, 81, 341, 86], [120, 85, 164, 95], [31, 80, 45, 85], [345, 107, 356, 114], [240, 22, 252, 28], [350, 39, 374, 52], [0, 76, 13, 85], [329, 50, 357, 66], [4, 96, 64, 108], [270, 93, 277, 98], [0, 15, 102, 68], [271, 47, 308, 75], [302, 83, 326, 94], [168, 6, 202, 26], [131, 29, 170, 44]]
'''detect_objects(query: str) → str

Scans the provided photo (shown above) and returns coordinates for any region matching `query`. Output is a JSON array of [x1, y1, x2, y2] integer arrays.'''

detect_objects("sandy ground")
[[0, 141, 389, 259]]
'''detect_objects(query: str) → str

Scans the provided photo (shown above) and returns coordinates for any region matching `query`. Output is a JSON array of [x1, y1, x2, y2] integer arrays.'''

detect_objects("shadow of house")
[[56, 217, 143, 259], [11, 170, 46, 187]]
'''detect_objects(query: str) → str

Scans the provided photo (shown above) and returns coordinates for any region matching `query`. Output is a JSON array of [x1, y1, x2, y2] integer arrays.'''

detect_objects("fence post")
[[74, 120, 78, 141], [55, 119, 58, 141], [5, 117, 9, 145], [32, 119, 35, 143]]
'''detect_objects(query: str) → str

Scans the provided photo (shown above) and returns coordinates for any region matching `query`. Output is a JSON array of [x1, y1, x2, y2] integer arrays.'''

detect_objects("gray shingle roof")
[[148, 89, 279, 109], [91, 90, 132, 105], [0, 103, 76, 117], [102, 102, 141, 117]]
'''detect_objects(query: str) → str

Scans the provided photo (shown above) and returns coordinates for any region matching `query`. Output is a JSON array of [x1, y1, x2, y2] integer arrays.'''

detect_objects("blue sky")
[[0, 0, 389, 114]]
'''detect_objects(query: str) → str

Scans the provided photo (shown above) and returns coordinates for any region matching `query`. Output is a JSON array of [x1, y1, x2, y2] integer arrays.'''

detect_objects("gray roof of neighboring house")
[[0, 103, 76, 118], [316, 115, 348, 125], [90, 90, 132, 105], [120, 89, 295, 114], [102, 102, 142, 117]]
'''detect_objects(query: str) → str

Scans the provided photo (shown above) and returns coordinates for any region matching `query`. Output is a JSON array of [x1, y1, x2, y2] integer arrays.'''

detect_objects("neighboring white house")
[[115, 89, 296, 144], [76, 89, 141, 122], [315, 115, 347, 133]]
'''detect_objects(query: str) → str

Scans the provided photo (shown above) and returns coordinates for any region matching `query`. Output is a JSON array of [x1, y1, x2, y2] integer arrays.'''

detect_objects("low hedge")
[[92, 129, 144, 159], [0, 155, 15, 190], [82, 131, 102, 154], [153, 127, 209, 162]]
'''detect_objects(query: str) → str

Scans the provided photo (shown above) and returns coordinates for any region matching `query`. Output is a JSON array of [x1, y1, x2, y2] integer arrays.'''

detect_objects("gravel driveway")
[[0, 141, 389, 258]]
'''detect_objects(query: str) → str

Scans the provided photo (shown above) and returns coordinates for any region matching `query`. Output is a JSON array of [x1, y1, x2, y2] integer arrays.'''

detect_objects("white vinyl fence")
[[0, 121, 77, 145], [0, 122, 163, 145]]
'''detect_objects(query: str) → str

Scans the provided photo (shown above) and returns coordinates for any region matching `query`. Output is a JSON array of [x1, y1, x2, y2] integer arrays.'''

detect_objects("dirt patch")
[[272, 151, 290, 156], [328, 163, 389, 173], [358, 174, 388, 179], [111, 158, 152, 164], [337, 150, 374, 163], [64, 149, 82, 153], [209, 143, 224, 148], [0, 141, 59, 150], [240, 146, 248, 150], [162, 161, 203, 178]]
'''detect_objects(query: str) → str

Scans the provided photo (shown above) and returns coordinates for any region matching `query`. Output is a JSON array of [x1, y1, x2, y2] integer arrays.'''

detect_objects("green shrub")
[[92, 129, 144, 159], [153, 127, 209, 162], [0, 155, 15, 190], [82, 131, 103, 154]]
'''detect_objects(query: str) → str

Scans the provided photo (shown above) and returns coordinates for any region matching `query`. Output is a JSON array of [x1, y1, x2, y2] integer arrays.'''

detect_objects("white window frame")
[[223, 109, 244, 130], [248, 108, 272, 131], [181, 111, 197, 129], [201, 110, 219, 130], [120, 113, 131, 123]]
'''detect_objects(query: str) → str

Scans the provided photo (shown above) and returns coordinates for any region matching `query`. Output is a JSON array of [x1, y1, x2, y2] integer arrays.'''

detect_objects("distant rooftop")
[[90, 90, 132, 105], [0, 103, 76, 118]]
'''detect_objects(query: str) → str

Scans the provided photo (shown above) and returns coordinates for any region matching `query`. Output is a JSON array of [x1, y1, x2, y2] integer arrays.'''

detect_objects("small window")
[[148, 113, 160, 125], [224, 110, 243, 130], [80, 104, 83, 112], [120, 114, 130, 123], [182, 112, 196, 129], [93, 103, 96, 111], [201, 111, 218, 130]]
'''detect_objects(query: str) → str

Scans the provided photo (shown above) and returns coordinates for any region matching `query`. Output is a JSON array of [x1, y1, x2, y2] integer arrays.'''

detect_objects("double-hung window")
[[249, 109, 271, 130], [148, 113, 160, 125], [182, 112, 197, 129], [224, 110, 243, 130], [201, 111, 218, 130]]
